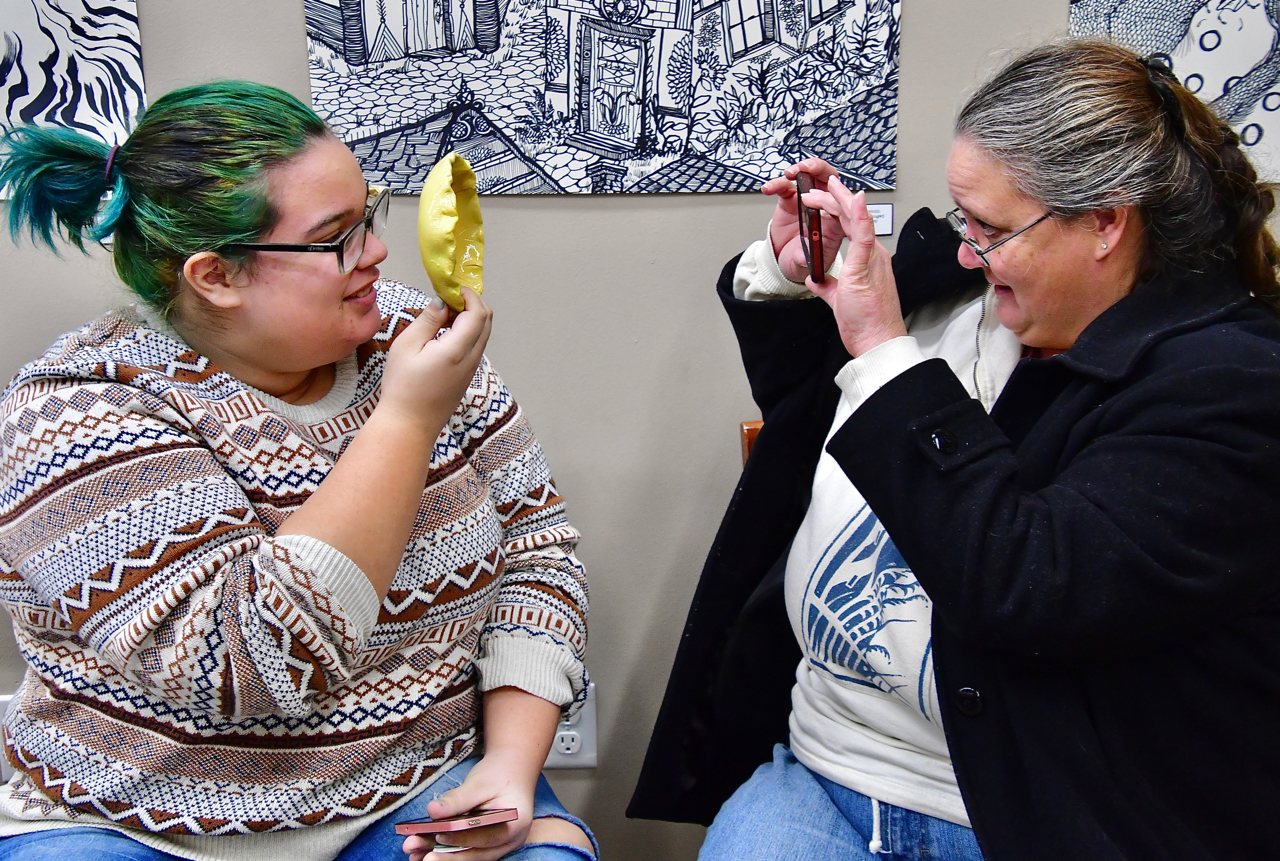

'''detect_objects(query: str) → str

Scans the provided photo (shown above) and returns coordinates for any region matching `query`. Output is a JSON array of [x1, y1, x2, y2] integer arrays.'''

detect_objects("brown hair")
[[955, 39, 1280, 313]]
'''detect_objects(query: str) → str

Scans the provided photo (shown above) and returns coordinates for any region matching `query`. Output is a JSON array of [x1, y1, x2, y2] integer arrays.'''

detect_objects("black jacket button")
[[930, 429, 958, 454], [955, 687, 983, 716]]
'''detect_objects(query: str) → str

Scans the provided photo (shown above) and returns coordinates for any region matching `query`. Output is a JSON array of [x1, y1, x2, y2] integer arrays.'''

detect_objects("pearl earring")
[[1101, 242, 1109, 250]]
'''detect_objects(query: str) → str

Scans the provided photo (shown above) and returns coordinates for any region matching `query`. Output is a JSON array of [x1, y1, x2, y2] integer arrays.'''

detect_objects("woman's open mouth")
[[347, 281, 375, 300]]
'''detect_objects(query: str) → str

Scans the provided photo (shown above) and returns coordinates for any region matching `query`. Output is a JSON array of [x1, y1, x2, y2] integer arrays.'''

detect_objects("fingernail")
[[429, 296, 446, 311], [434, 836, 453, 847]]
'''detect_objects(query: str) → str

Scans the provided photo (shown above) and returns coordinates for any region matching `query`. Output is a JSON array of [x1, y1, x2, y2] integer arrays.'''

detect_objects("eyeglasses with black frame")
[[223, 184, 390, 274], [946, 207, 1051, 267]]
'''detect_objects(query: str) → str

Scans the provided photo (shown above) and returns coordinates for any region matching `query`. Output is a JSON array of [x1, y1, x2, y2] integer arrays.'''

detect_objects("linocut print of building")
[[306, 0, 898, 192]]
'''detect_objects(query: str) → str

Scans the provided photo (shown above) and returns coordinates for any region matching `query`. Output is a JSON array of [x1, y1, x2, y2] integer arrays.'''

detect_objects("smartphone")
[[795, 171, 825, 283], [395, 807, 518, 836]]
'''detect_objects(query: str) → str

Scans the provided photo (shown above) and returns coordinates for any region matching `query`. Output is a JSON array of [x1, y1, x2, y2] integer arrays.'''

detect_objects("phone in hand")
[[394, 807, 518, 836], [795, 171, 825, 283]]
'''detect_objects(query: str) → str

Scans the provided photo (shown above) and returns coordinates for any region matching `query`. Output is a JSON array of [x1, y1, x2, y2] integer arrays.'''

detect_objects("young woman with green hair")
[[0, 81, 595, 861]]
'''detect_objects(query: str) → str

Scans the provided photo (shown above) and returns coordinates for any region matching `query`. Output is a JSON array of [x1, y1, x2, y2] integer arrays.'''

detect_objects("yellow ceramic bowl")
[[418, 152, 484, 311]]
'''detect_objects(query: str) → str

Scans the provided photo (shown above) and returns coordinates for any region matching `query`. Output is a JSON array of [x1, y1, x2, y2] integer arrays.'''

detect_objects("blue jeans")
[[698, 745, 984, 861], [0, 756, 596, 861]]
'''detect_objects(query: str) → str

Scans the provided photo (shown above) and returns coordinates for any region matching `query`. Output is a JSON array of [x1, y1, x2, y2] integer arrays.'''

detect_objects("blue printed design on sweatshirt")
[[802, 503, 935, 719]]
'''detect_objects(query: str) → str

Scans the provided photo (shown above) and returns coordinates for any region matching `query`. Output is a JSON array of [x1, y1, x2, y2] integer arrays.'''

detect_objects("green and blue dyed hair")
[[0, 80, 330, 310]]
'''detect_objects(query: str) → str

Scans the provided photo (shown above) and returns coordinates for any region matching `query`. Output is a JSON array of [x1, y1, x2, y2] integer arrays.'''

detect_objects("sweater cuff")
[[272, 534, 380, 643], [734, 233, 813, 300], [474, 635, 583, 707], [733, 222, 846, 301], [833, 337, 928, 412]]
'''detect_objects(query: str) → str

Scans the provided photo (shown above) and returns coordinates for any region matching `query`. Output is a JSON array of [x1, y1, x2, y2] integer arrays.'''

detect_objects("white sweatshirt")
[[733, 235, 1022, 825]]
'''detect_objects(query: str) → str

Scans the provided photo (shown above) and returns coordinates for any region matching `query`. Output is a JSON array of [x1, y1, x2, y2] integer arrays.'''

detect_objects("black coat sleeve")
[[826, 335, 1280, 663], [716, 254, 839, 420]]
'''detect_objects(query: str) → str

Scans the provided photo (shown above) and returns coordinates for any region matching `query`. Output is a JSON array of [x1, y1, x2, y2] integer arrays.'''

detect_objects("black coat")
[[630, 222, 1280, 860], [830, 264, 1280, 861], [627, 209, 984, 825]]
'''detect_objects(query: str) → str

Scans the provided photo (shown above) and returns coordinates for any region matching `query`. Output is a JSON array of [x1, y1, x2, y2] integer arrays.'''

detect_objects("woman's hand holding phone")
[[401, 752, 536, 860], [796, 175, 907, 358], [400, 688, 595, 860], [762, 159, 847, 286]]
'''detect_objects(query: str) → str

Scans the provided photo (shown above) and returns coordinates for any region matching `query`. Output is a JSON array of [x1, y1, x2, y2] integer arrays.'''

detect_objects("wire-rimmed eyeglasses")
[[223, 184, 390, 274], [946, 207, 1050, 267]]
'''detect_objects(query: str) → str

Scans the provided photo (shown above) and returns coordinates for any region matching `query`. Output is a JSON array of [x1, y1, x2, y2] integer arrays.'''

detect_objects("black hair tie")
[[1140, 54, 1187, 141]]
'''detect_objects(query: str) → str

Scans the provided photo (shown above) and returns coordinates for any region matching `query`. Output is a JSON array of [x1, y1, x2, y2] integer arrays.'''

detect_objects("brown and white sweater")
[[0, 280, 588, 852]]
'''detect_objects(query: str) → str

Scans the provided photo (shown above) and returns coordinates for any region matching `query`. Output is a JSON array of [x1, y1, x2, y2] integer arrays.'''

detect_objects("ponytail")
[[1173, 96, 1280, 312], [1, 126, 129, 251], [1134, 51, 1280, 311]]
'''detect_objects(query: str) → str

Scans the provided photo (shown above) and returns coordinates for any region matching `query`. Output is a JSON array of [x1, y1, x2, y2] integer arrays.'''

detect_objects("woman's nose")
[[360, 232, 389, 268], [956, 240, 984, 270]]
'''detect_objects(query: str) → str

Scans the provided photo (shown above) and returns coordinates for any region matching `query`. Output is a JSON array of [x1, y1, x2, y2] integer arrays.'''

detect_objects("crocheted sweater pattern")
[[0, 281, 588, 836]]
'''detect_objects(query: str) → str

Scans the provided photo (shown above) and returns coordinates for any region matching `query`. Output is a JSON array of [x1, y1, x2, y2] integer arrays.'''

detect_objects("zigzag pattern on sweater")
[[0, 281, 588, 834]]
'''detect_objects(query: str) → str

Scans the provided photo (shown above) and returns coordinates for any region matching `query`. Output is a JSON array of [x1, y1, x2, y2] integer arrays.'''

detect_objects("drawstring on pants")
[[868, 797, 885, 854]]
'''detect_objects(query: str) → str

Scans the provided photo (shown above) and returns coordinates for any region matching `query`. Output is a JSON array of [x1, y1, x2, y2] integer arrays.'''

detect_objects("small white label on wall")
[[867, 204, 893, 236]]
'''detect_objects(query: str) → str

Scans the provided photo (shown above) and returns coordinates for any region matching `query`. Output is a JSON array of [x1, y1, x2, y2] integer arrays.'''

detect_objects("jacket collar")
[[1054, 267, 1253, 381]]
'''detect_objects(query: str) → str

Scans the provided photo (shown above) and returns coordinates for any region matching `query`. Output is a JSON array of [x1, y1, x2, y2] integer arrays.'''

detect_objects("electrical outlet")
[[544, 682, 596, 768], [554, 730, 581, 755]]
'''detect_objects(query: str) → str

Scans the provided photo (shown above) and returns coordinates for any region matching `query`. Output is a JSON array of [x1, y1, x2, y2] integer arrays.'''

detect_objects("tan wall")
[[0, 0, 1067, 857]]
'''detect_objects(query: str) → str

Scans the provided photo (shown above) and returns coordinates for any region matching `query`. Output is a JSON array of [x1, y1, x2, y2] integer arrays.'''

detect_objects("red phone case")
[[796, 172, 825, 281], [394, 807, 519, 836]]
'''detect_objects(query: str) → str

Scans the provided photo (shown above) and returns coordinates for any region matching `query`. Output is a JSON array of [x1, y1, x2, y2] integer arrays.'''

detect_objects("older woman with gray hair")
[[633, 38, 1280, 861], [796, 37, 1280, 860]]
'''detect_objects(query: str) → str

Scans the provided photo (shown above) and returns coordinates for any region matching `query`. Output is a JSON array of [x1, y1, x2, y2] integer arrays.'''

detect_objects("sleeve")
[[455, 360, 589, 710], [718, 255, 846, 421], [832, 336, 928, 411], [732, 227, 842, 301], [0, 378, 377, 718], [825, 355, 1280, 663], [721, 208, 985, 420]]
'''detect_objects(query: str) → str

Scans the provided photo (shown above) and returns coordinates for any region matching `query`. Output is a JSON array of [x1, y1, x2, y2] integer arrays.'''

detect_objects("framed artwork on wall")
[[1, 0, 145, 146], [305, 0, 899, 193], [1072, 0, 1280, 180]]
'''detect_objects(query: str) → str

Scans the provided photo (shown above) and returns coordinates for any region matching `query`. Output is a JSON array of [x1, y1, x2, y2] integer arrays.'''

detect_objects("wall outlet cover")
[[544, 682, 596, 768]]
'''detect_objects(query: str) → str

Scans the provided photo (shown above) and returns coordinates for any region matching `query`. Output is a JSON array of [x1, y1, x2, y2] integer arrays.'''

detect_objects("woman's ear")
[[1091, 206, 1136, 261], [182, 252, 246, 310]]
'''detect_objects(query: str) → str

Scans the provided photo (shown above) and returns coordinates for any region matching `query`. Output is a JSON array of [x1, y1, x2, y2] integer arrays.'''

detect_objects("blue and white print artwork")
[[797, 503, 935, 718], [1, 0, 144, 145], [306, 0, 898, 193], [1071, 0, 1280, 180]]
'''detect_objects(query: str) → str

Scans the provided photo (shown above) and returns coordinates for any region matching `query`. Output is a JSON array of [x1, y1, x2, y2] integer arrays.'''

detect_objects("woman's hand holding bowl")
[[379, 285, 493, 438], [799, 175, 907, 357], [762, 158, 847, 285]]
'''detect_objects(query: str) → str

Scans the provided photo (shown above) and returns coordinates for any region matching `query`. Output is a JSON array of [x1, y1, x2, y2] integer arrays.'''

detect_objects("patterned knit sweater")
[[0, 280, 588, 843]]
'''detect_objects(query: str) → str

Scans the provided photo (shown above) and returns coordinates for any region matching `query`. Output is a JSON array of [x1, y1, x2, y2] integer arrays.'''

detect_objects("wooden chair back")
[[739, 420, 763, 465]]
